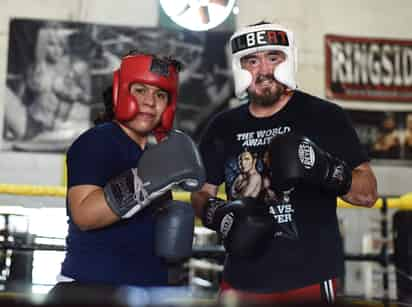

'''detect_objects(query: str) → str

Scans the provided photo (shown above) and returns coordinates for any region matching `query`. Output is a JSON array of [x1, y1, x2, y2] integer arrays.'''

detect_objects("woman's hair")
[[94, 85, 115, 125], [35, 24, 68, 63]]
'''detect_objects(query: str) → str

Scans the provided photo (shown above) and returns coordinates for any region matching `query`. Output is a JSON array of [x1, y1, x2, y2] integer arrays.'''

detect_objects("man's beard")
[[248, 74, 286, 107]]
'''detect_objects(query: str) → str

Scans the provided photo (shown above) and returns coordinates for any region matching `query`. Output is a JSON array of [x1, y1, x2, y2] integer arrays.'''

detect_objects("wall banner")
[[325, 34, 412, 102]]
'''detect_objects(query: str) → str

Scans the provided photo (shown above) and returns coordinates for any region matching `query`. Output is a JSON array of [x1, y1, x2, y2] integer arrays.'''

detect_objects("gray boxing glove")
[[138, 130, 206, 192], [155, 200, 195, 262], [104, 130, 205, 218]]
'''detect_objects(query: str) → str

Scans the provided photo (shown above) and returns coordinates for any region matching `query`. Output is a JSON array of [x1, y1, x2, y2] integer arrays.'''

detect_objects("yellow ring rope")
[[0, 184, 411, 209], [0, 184, 66, 197]]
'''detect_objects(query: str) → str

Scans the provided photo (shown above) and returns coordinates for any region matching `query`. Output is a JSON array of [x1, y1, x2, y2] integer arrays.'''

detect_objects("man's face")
[[239, 151, 254, 172], [241, 50, 287, 106], [382, 117, 396, 132], [126, 82, 169, 135]]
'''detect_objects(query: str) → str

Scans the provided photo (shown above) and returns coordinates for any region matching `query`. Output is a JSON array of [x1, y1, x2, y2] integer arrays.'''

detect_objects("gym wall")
[[0, 0, 411, 194]]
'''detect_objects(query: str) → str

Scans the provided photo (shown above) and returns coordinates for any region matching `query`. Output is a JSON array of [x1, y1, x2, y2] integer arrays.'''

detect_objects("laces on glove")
[[132, 169, 149, 203]]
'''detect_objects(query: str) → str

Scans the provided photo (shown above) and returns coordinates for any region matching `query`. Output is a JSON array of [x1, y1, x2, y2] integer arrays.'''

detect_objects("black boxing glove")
[[268, 132, 352, 195], [202, 197, 273, 258]]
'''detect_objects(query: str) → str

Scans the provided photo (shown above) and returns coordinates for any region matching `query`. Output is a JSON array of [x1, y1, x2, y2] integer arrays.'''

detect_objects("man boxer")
[[48, 51, 204, 299], [371, 112, 401, 159], [191, 22, 378, 303]]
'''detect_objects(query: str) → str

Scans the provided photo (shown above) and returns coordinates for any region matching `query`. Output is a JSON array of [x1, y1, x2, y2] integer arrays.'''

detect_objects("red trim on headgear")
[[112, 54, 179, 140]]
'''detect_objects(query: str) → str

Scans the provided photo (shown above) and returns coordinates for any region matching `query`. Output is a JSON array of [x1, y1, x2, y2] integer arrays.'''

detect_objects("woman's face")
[[44, 34, 65, 63], [125, 82, 169, 136]]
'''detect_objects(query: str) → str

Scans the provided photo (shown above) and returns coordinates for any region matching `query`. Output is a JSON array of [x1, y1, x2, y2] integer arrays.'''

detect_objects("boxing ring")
[[0, 184, 411, 305]]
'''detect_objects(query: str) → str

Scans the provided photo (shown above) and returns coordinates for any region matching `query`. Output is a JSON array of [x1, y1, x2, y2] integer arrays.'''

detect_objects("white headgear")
[[230, 23, 298, 99]]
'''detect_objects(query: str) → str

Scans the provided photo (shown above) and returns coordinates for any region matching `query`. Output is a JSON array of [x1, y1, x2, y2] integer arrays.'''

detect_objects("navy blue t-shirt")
[[61, 122, 168, 286], [199, 90, 368, 292]]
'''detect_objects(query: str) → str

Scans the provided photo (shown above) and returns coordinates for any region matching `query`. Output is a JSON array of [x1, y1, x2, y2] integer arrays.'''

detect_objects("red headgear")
[[112, 53, 180, 140]]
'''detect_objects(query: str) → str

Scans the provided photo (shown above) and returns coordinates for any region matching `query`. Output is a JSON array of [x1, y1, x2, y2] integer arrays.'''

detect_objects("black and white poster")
[[4, 18, 233, 152]]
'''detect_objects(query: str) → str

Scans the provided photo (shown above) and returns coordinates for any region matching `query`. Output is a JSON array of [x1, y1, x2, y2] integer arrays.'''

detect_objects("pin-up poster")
[[4, 18, 233, 152]]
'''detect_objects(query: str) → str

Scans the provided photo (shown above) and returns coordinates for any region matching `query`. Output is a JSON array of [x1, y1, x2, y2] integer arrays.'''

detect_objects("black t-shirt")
[[199, 90, 368, 292]]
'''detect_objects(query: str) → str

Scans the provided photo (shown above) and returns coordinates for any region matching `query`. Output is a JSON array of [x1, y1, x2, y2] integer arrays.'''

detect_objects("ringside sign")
[[325, 35, 412, 102]]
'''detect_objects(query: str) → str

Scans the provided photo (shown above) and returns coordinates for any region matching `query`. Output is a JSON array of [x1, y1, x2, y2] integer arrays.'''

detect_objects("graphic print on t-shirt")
[[225, 126, 299, 240], [236, 126, 291, 147], [230, 149, 262, 198], [269, 189, 299, 240]]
